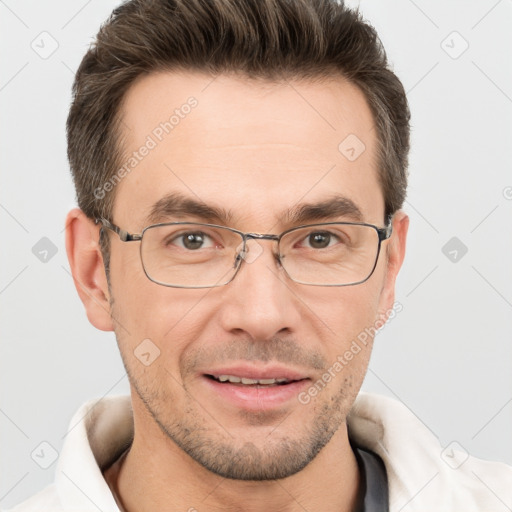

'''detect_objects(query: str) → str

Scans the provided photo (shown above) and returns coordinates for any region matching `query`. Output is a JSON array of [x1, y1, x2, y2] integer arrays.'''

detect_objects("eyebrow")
[[145, 193, 232, 225], [144, 192, 363, 228], [285, 196, 364, 225]]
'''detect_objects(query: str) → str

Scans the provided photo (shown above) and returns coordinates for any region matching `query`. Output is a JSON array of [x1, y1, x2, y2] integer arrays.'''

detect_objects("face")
[[100, 71, 405, 480]]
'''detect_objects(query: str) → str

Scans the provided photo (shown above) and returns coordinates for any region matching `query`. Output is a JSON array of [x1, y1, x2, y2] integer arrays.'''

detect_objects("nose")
[[218, 239, 302, 340]]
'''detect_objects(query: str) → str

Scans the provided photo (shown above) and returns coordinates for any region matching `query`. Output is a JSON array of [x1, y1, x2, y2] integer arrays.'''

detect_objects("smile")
[[200, 366, 311, 410], [207, 374, 295, 386]]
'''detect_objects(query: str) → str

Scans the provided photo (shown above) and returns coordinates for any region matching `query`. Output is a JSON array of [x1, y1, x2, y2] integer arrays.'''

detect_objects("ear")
[[65, 208, 114, 331], [376, 210, 409, 320]]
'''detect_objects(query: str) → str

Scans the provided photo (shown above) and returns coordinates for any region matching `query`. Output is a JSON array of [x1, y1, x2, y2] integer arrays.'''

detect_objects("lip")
[[204, 365, 308, 381], [199, 364, 311, 411]]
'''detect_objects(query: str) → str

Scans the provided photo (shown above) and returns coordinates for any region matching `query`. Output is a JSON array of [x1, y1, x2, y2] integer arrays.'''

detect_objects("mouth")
[[200, 367, 311, 410], [205, 374, 301, 387]]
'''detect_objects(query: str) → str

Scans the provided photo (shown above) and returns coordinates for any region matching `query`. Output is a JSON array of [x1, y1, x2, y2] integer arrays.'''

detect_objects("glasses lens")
[[141, 223, 243, 288], [280, 224, 380, 286]]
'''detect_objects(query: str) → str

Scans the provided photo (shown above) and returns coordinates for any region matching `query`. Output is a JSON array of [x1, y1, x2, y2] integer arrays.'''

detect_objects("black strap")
[[352, 444, 389, 512]]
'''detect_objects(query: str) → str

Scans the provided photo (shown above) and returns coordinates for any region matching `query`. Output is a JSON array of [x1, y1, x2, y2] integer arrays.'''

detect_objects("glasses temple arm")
[[96, 218, 141, 242]]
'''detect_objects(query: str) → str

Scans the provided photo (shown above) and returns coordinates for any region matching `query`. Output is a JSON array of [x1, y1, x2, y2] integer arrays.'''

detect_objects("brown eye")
[[307, 232, 332, 249], [182, 232, 206, 250], [166, 231, 215, 250]]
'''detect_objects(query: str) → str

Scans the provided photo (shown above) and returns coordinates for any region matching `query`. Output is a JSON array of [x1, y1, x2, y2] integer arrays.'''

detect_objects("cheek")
[[298, 279, 383, 342], [108, 246, 184, 333], [110, 266, 217, 371]]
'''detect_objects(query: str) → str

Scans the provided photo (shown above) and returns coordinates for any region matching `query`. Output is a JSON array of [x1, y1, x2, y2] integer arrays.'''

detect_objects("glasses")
[[97, 218, 392, 289]]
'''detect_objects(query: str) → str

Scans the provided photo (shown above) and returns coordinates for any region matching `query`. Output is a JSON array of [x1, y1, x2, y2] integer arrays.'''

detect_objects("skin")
[[66, 71, 408, 512]]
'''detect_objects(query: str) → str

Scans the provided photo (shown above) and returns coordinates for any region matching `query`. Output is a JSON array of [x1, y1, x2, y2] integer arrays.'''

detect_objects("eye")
[[302, 231, 339, 249], [171, 231, 215, 250]]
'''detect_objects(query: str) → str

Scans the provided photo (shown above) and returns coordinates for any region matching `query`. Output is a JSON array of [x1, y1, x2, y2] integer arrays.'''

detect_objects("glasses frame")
[[96, 217, 393, 288]]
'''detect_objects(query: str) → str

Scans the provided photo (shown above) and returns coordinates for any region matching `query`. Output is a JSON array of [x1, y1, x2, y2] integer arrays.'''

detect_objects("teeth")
[[258, 378, 278, 385], [215, 375, 291, 385], [218, 375, 240, 383]]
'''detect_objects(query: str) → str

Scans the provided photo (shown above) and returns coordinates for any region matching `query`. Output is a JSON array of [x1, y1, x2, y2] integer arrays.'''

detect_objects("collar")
[[52, 392, 501, 511]]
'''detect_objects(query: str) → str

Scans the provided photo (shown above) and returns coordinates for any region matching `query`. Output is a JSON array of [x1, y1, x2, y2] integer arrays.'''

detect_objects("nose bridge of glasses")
[[236, 233, 281, 265], [245, 233, 280, 242]]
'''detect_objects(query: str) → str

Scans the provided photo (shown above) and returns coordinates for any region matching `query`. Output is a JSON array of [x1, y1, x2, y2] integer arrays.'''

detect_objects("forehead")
[[113, 71, 383, 229]]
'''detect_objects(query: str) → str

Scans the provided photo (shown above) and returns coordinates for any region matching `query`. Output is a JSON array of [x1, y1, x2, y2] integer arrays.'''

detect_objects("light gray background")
[[1, 0, 511, 508]]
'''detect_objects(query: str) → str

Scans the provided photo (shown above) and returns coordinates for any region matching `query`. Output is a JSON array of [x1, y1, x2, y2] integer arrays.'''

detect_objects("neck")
[[110, 418, 359, 512], [116, 438, 359, 512], [109, 398, 360, 512]]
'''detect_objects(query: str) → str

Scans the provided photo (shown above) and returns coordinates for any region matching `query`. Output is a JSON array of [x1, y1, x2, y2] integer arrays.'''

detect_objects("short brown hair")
[[67, 0, 410, 224]]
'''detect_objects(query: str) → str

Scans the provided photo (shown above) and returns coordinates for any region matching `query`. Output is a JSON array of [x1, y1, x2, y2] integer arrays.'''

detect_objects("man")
[[8, 0, 511, 511]]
